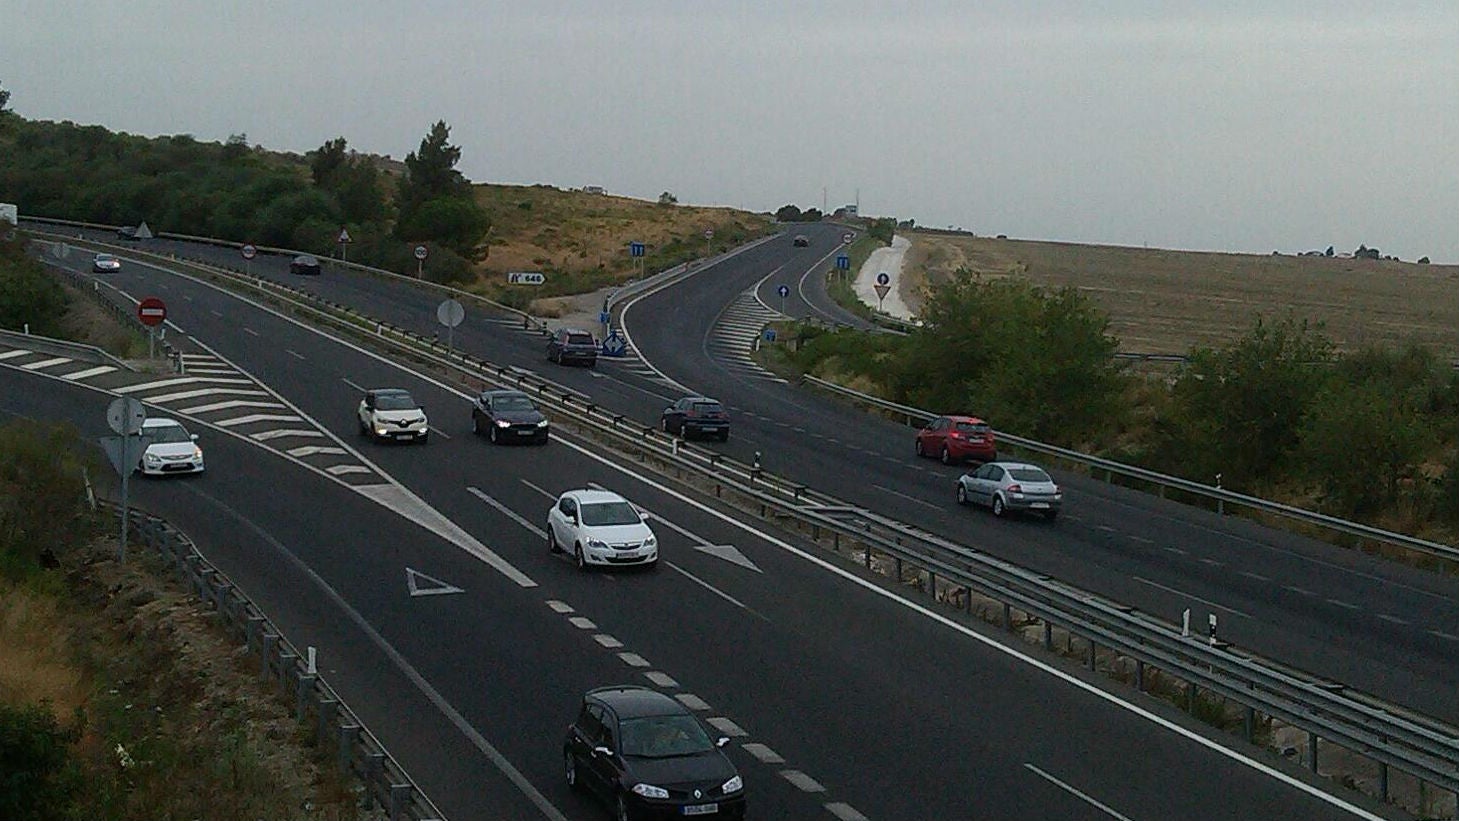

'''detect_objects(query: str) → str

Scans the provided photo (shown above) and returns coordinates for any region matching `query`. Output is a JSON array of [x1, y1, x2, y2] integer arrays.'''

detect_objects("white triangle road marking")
[[406, 567, 465, 597]]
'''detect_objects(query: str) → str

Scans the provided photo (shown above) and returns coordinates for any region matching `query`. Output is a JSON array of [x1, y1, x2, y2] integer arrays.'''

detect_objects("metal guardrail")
[[109, 503, 444, 821], [802, 374, 1459, 564], [0, 326, 134, 371], [38, 231, 1459, 811]]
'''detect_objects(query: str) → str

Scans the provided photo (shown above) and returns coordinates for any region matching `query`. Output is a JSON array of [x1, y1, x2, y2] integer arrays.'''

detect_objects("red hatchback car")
[[915, 415, 998, 465]]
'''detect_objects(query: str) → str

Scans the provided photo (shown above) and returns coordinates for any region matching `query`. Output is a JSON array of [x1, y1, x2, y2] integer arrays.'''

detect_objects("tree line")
[[785, 272, 1459, 535]]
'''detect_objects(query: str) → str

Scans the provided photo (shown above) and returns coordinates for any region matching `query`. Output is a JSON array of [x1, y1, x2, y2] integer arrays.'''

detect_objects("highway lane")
[[37, 226, 1459, 721], [10, 254, 1407, 818]]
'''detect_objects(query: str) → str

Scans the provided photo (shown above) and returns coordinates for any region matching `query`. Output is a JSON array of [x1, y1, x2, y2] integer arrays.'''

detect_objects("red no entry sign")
[[137, 297, 167, 327]]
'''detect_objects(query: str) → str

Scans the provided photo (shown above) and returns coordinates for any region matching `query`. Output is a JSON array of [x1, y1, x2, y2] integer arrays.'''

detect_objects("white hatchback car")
[[547, 489, 658, 570], [137, 418, 204, 476], [357, 388, 429, 443]]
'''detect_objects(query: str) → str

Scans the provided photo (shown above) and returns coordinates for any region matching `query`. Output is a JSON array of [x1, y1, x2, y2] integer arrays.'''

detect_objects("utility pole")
[[822, 187, 827, 214]]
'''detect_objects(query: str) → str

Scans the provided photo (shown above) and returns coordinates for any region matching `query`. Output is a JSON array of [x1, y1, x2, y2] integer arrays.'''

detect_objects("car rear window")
[[567, 333, 595, 345], [689, 402, 724, 415], [1008, 468, 1052, 483], [955, 422, 991, 434]]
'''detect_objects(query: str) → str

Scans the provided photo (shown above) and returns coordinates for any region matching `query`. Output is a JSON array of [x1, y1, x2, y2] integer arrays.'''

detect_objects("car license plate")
[[394, 432, 414, 439], [1030, 502, 1049, 509], [682, 804, 718, 816], [516, 429, 534, 435]]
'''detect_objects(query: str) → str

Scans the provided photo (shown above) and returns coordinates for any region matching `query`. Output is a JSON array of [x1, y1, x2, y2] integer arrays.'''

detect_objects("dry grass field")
[[471, 184, 772, 300], [908, 233, 1459, 357]]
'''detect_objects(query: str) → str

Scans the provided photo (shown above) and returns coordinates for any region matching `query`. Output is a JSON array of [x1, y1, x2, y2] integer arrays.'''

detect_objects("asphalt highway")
[[0, 244, 1409, 819]]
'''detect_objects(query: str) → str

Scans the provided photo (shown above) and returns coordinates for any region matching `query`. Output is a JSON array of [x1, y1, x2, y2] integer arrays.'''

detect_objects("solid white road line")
[[1024, 763, 1133, 821], [469, 487, 547, 539], [1133, 576, 1251, 619]]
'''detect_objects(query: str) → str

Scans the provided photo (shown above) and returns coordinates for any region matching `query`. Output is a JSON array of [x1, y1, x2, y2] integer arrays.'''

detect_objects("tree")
[[0, 81, 10, 114], [221, 132, 249, 161], [398, 120, 468, 212], [775, 204, 802, 222], [1299, 379, 1432, 517], [396, 196, 490, 257], [309, 137, 350, 187], [657, 191, 678, 206], [1324, 245, 1334, 257], [0, 701, 83, 821]]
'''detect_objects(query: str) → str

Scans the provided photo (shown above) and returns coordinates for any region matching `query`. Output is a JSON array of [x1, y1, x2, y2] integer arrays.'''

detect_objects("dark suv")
[[547, 328, 598, 367], [289, 254, 322, 275]]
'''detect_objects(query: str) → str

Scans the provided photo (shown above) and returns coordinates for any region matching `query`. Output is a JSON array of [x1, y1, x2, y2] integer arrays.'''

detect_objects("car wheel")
[[992, 496, 1006, 517], [471, 415, 480, 435], [564, 749, 582, 792], [358, 418, 368, 437], [662, 417, 672, 434], [915, 439, 925, 457], [941, 446, 953, 465], [615, 794, 632, 821], [956, 484, 968, 505], [418, 432, 429, 444], [719, 430, 730, 442], [489, 425, 500, 444], [574, 543, 587, 571]]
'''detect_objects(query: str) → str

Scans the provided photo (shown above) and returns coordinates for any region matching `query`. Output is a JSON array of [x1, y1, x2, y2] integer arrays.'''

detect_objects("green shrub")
[[0, 701, 83, 821]]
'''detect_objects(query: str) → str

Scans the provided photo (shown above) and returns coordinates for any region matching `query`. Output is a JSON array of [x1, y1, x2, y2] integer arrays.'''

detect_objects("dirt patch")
[[911, 233, 1459, 356]]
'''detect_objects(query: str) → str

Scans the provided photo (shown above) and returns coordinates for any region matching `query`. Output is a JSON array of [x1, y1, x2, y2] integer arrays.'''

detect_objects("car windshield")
[[620, 715, 715, 758], [146, 424, 191, 444], [1009, 467, 1052, 483], [96, 254, 115, 262], [566, 333, 594, 346], [580, 501, 641, 527], [492, 395, 535, 411], [374, 393, 418, 411], [689, 402, 724, 415], [955, 422, 989, 434], [296, 256, 317, 265]]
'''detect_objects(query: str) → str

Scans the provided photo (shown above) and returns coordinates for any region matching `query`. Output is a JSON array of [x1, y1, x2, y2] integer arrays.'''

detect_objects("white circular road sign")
[[241, 244, 257, 260], [106, 396, 146, 436], [414, 245, 429, 261], [842, 232, 854, 244], [436, 298, 465, 328]]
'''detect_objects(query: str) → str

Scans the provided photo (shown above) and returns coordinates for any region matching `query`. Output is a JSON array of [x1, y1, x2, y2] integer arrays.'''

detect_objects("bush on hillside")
[[0, 701, 84, 821]]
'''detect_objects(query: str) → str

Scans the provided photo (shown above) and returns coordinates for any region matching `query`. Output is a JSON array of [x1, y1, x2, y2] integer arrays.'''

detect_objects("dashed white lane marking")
[[1429, 630, 1459, 641], [287, 445, 349, 457], [1132, 576, 1251, 619], [594, 634, 623, 649], [674, 693, 711, 711], [1326, 599, 1360, 611], [1284, 585, 1315, 596], [63, 365, 117, 380], [569, 616, 596, 630], [706, 717, 746, 737], [430, 427, 451, 440], [780, 770, 825, 792], [253, 429, 325, 441], [1376, 614, 1409, 625], [1128, 535, 1153, 544], [872, 484, 942, 511], [618, 652, 651, 667], [1024, 763, 1133, 821], [216, 413, 305, 427], [1198, 558, 1225, 567], [287, 349, 306, 359], [1163, 547, 1187, 556], [644, 671, 678, 688], [22, 356, 73, 370], [1240, 571, 1271, 582], [0, 350, 30, 360], [181, 399, 287, 414], [546, 600, 574, 614], [468, 487, 547, 539], [741, 743, 784, 764], [1095, 525, 1117, 533], [327, 465, 375, 475], [243, 327, 260, 336], [825, 802, 870, 820]]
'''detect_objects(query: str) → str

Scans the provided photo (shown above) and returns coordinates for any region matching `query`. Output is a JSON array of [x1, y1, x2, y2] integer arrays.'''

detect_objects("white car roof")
[[568, 489, 631, 505], [140, 417, 185, 430]]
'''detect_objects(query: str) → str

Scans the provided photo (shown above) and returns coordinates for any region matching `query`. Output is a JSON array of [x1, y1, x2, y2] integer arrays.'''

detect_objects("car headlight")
[[721, 775, 742, 793], [144, 453, 161, 465], [495, 419, 511, 427], [587, 539, 608, 550], [631, 783, 669, 799], [536, 418, 549, 427], [643, 534, 657, 548], [375, 426, 389, 435], [193, 447, 203, 459]]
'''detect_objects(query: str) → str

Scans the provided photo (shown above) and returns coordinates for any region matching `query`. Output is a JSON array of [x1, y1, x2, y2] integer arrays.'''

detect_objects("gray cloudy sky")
[[6, 2, 1458, 261]]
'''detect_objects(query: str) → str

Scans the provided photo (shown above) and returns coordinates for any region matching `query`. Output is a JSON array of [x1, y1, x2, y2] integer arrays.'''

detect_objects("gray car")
[[956, 461, 1062, 520]]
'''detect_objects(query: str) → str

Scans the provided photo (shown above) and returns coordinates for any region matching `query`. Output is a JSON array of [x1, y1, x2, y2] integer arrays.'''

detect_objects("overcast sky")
[[5, 2, 1457, 261]]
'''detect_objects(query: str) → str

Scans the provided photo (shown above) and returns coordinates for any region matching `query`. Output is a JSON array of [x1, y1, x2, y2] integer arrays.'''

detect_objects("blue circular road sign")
[[777, 284, 790, 298], [876, 272, 890, 286]]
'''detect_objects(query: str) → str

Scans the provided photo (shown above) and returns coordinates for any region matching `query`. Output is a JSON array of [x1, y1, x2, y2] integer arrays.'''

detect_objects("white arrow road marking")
[[405, 567, 464, 597], [357, 484, 535, 588], [645, 513, 761, 572]]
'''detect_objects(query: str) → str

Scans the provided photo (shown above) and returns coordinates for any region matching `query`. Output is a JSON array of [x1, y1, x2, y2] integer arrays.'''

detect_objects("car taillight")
[[1007, 484, 1022, 494]]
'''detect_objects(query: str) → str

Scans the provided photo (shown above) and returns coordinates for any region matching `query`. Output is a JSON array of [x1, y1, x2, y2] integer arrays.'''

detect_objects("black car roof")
[[586, 686, 685, 718], [482, 389, 529, 399]]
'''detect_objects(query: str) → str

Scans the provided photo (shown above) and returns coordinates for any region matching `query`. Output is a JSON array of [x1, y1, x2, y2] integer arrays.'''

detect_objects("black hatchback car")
[[289, 254, 322, 275], [471, 389, 549, 444], [547, 327, 598, 367], [661, 396, 730, 441], [565, 686, 746, 820]]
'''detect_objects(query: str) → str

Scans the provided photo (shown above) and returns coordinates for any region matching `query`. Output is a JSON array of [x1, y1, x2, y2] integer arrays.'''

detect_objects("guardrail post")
[[261, 631, 279, 680], [1376, 762, 1388, 801], [389, 783, 412, 821], [1187, 682, 1197, 713], [1002, 603, 1011, 630], [1135, 660, 1145, 691], [318, 696, 338, 745], [1087, 641, 1096, 670], [1243, 706, 1254, 742], [1043, 621, 1052, 650], [339, 723, 361, 771], [295, 674, 317, 720], [1215, 473, 1224, 515], [1307, 733, 1318, 773]]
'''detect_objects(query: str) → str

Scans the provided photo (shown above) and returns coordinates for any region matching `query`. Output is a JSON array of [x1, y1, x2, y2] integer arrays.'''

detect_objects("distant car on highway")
[[915, 414, 997, 465], [956, 461, 1062, 520], [661, 396, 730, 441], [92, 253, 121, 273], [357, 388, 429, 443], [564, 685, 746, 820], [547, 489, 657, 570], [137, 418, 204, 476], [793, 234, 810, 247], [289, 254, 321, 275], [471, 389, 549, 444], [116, 226, 140, 241], [547, 327, 598, 367]]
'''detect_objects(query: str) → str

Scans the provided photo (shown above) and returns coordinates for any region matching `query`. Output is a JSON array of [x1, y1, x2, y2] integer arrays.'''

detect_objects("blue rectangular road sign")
[[629, 242, 645, 257], [835, 254, 850, 270]]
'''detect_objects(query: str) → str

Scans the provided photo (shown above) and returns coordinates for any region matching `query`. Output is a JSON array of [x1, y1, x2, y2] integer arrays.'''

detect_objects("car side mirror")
[[715, 737, 729, 748], [190, 434, 199, 442], [593, 745, 612, 757]]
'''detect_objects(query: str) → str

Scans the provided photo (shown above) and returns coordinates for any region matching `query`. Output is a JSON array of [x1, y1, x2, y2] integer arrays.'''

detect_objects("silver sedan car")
[[956, 461, 1062, 520]]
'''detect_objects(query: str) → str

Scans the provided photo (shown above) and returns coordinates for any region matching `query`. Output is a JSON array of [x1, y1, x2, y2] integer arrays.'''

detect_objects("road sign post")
[[137, 297, 166, 359], [241, 243, 256, 278], [414, 244, 429, 279], [776, 283, 790, 315], [106, 396, 146, 562], [874, 272, 891, 311], [629, 241, 646, 282], [337, 228, 353, 263], [704, 227, 714, 259]]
